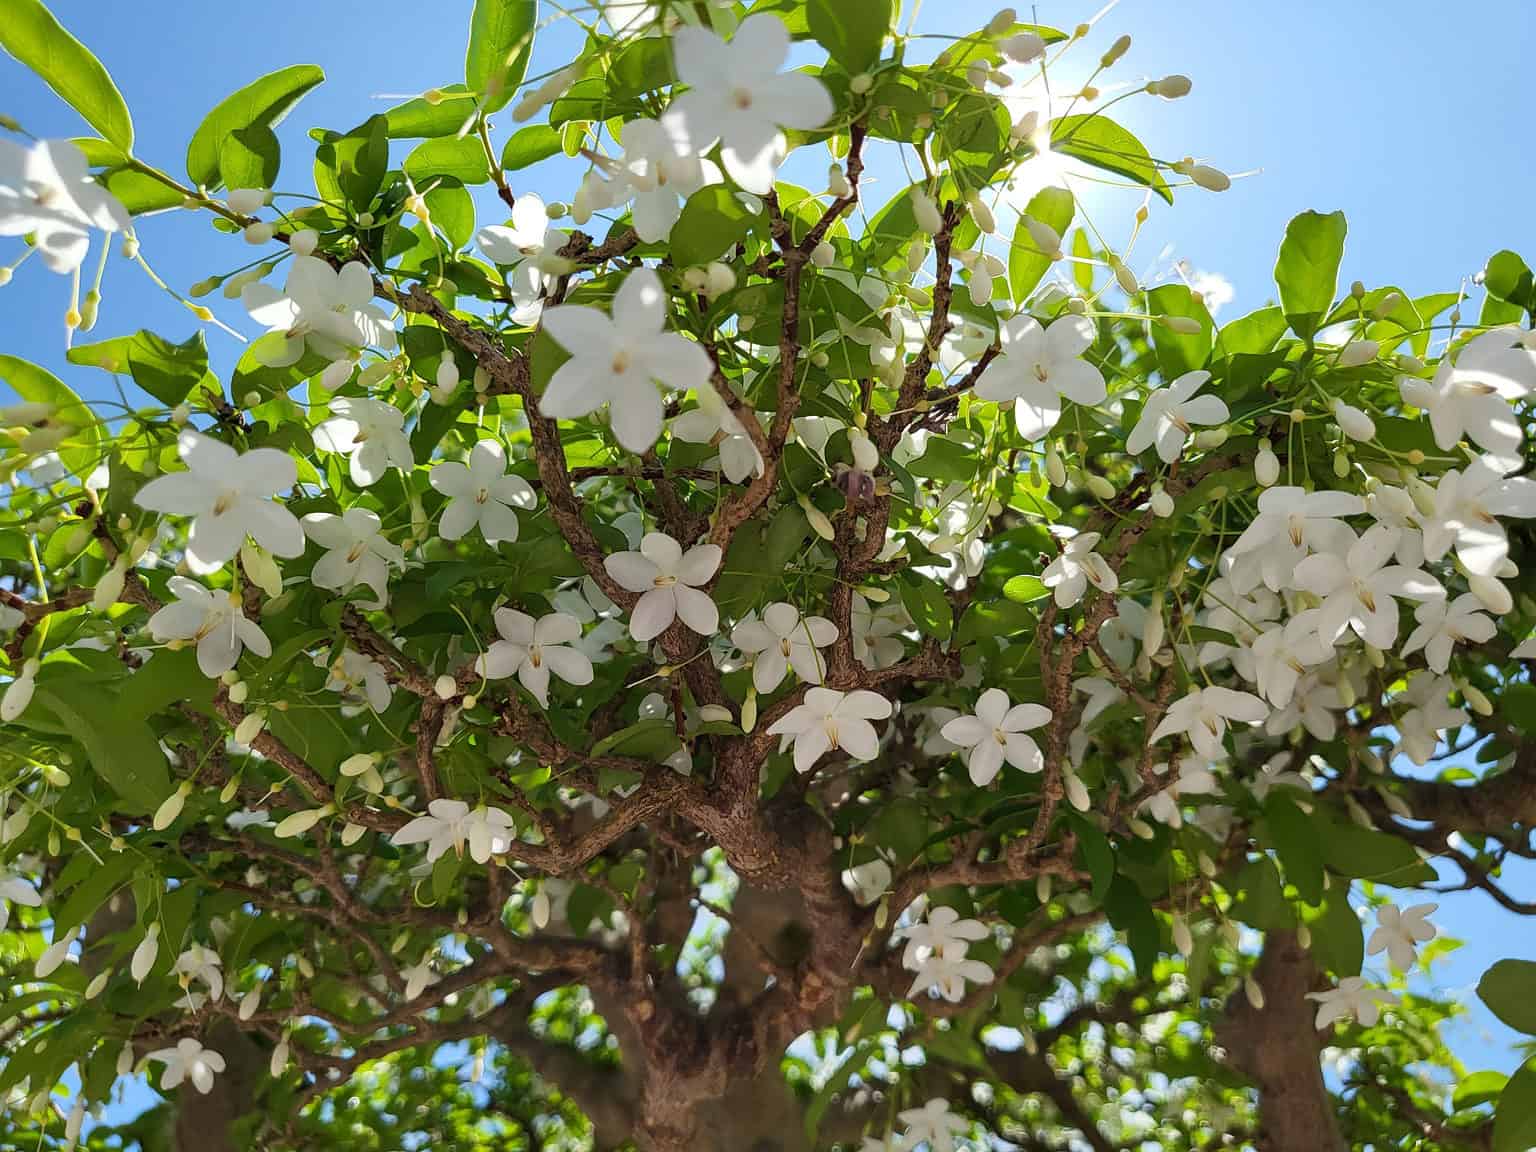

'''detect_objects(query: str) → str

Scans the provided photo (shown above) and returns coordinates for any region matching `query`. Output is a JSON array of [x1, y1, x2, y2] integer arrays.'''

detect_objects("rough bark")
[[1217, 931, 1346, 1152]]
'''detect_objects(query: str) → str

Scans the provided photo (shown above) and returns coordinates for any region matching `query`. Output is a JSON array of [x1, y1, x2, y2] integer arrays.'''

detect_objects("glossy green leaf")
[[186, 64, 324, 190], [672, 186, 756, 267], [501, 124, 563, 171], [1494, 1056, 1536, 1152], [1479, 959, 1536, 1036], [68, 329, 211, 406], [1, 0, 133, 150], [1314, 803, 1435, 885], [1049, 114, 1172, 204], [314, 115, 389, 210], [1147, 284, 1214, 379], [1264, 792, 1323, 905], [1485, 249, 1534, 312], [1274, 209, 1347, 341], [405, 136, 491, 186], [465, 0, 536, 113], [807, 0, 892, 72], [30, 685, 169, 813], [384, 85, 478, 138]]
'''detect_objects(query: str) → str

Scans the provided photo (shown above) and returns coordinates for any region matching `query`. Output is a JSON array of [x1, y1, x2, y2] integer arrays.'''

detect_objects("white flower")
[[1512, 635, 1536, 659], [390, 799, 516, 864], [475, 609, 594, 706], [1075, 676, 1125, 725], [898, 1098, 970, 1152], [540, 268, 712, 453], [147, 577, 272, 678], [1367, 902, 1437, 971], [225, 808, 272, 831], [475, 194, 568, 323], [662, 13, 833, 194], [1, 657, 39, 722], [1041, 531, 1118, 607], [900, 905, 989, 968], [841, 858, 893, 906], [1308, 976, 1400, 1029], [614, 117, 720, 242], [973, 314, 1107, 440], [730, 603, 836, 692], [907, 950, 995, 1002], [604, 532, 721, 641], [302, 508, 403, 607], [1150, 686, 1268, 760], [173, 944, 224, 1001], [1263, 666, 1347, 741], [1249, 616, 1333, 709], [852, 591, 908, 669], [0, 138, 129, 273], [1140, 757, 1221, 828], [400, 959, 442, 1001], [1390, 673, 1468, 766], [323, 648, 392, 713], [940, 688, 1051, 785], [135, 430, 303, 574], [0, 871, 41, 931], [1225, 486, 1363, 594], [242, 256, 397, 367], [429, 440, 536, 545], [767, 687, 893, 773], [1402, 594, 1497, 673], [148, 1037, 226, 1095], [671, 386, 764, 483], [1421, 453, 1536, 577], [1291, 524, 1443, 649], [312, 398, 413, 486], [1128, 370, 1228, 463], [1399, 327, 1536, 456]]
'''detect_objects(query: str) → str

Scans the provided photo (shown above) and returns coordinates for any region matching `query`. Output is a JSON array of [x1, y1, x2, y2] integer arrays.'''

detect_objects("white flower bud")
[[1397, 353, 1426, 373], [1149, 487, 1174, 517], [227, 681, 249, 704], [1149, 75, 1192, 99], [1469, 572, 1513, 615], [1, 657, 39, 723], [117, 1043, 135, 1077], [233, 710, 266, 747], [1187, 164, 1230, 192], [1333, 399, 1375, 441], [810, 240, 836, 268], [1086, 474, 1116, 500], [1243, 974, 1265, 1010], [339, 752, 377, 777], [532, 889, 552, 929], [1159, 314, 1203, 334], [1064, 770, 1090, 811], [133, 927, 162, 987], [436, 358, 460, 393], [1000, 31, 1045, 63], [849, 72, 873, 95], [243, 221, 274, 245], [227, 188, 269, 214], [828, 163, 851, 198], [271, 1039, 289, 1077], [909, 188, 943, 235], [239, 986, 262, 1021], [849, 426, 880, 472], [340, 821, 366, 846], [275, 807, 328, 838], [1024, 214, 1062, 257], [35, 927, 80, 978], [1463, 683, 1493, 716], [1338, 338, 1379, 368], [434, 675, 457, 700], [966, 192, 996, 234], [987, 8, 1016, 35], [1255, 442, 1280, 486], [705, 262, 736, 297], [288, 228, 319, 256], [1193, 428, 1228, 450], [85, 969, 110, 999], [1172, 914, 1194, 955], [968, 266, 994, 307], [1045, 444, 1067, 488], [153, 783, 191, 831]]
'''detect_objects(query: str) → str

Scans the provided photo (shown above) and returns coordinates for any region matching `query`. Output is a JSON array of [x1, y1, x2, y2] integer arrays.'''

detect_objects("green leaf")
[[1106, 875, 1159, 973], [1049, 114, 1171, 204], [1314, 804, 1435, 885], [589, 719, 679, 763], [671, 186, 756, 267], [69, 329, 211, 407], [219, 123, 280, 190], [807, 0, 891, 72], [0, 0, 133, 150], [1485, 250, 1534, 312], [30, 685, 169, 813], [99, 166, 185, 215], [1147, 284, 1214, 379], [1454, 1070, 1508, 1111], [0, 353, 99, 478], [1002, 575, 1048, 604], [501, 124, 563, 171], [1069, 814, 1114, 901], [1008, 186, 1073, 303], [314, 116, 389, 211], [425, 180, 476, 250], [1216, 305, 1288, 357], [53, 851, 137, 933], [1479, 959, 1536, 1036], [1307, 891, 1363, 979], [465, 0, 536, 113], [1274, 209, 1347, 341], [384, 85, 478, 138], [405, 136, 491, 186], [1495, 1057, 1536, 1152], [186, 64, 324, 190], [117, 646, 216, 720], [1264, 792, 1323, 905], [898, 575, 952, 643], [1231, 857, 1293, 932], [936, 93, 1010, 186]]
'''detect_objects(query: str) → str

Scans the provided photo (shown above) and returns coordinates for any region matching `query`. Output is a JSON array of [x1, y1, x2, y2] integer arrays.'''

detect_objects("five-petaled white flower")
[[322, 647, 393, 713], [242, 256, 397, 367], [940, 688, 1052, 785], [1402, 594, 1497, 673], [475, 193, 569, 324], [973, 314, 1107, 441], [540, 267, 713, 453], [390, 799, 517, 864], [1421, 453, 1536, 577], [1225, 486, 1363, 594], [302, 508, 403, 608], [1151, 686, 1268, 760], [0, 138, 130, 273], [767, 687, 893, 773], [1291, 524, 1443, 649], [135, 430, 304, 574], [662, 13, 833, 195], [148, 1037, 226, 1095], [313, 397, 414, 487], [1308, 976, 1400, 1029], [604, 532, 722, 641], [1400, 327, 1536, 457], [0, 871, 41, 931], [731, 602, 836, 693], [898, 1098, 970, 1152], [1127, 370, 1228, 463], [670, 386, 765, 483], [429, 440, 536, 545], [900, 905, 990, 968], [148, 577, 272, 678], [400, 959, 442, 1001], [1041, 531, 1118, 608], [615, 117, 721, 242], [1140, 757, 1221, 828], [476, 609, 594, 706], [1367, 902, 1437, 971], [907, 949, 996, 1003], [1391, 674, 1468, 766]]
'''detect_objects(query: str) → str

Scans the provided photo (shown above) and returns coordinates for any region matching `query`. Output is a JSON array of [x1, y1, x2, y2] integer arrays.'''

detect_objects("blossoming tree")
[[3, 1, 1536, 1150]]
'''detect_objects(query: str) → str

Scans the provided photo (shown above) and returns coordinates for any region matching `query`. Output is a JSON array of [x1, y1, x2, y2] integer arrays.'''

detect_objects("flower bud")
[[1064, 770, 1090, 811], [271, 1039, 289, 1077], [532, 889, 552, 929], [153, 783, 191, 831], [1172, 914, 1194, 955], [1100, 34, 1131, 67], [810, 240, 836, 268], [434, 675, 457, 700], [1159, 314, 1202, 334], [239, 986, 262, 1020], [1469, 572, 1513, 615], [1086, 474, 1116, 500], [1024, 214, 1062, 257], [289, 229, 319, 257], [436, 358, 460, 393], [1255, 441, 1280, 486], [967, 192, 996, 234], [828, 163, 851, 198], [987, 7, 1016, 34], [905, 238, 929, 275], [849, 72, 873, 95], [227, 680, 249, 704], [341, 821, 366, 846], [227, 188, 269, 214], [1149, 486, 1174, 517], [1000, 31, 1045, 63], [1187, 164, 1230, 192], [243, 221, 274, 245], [909, 188, 943, 236], [1337, 338, 1378, 368], [275, 807, 328, 838], [704, 261, 737, 297], [1193, 428, 1228, 450], [1149, 74, 1192, 99], [1332, 399, 1374, 441], [1463, 683, 1493, 716], [233, 710, 266, 747], [93, 558, 127, 613], [1243, 974, 1265, 1010]]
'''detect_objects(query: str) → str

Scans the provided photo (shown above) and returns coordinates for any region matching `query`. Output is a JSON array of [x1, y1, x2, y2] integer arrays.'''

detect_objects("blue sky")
[[6, 0, 1536, 1122]]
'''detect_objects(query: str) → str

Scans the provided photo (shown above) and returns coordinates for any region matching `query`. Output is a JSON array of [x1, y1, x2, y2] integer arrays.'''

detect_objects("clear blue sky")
[[5, 0, 1536, 1116]]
